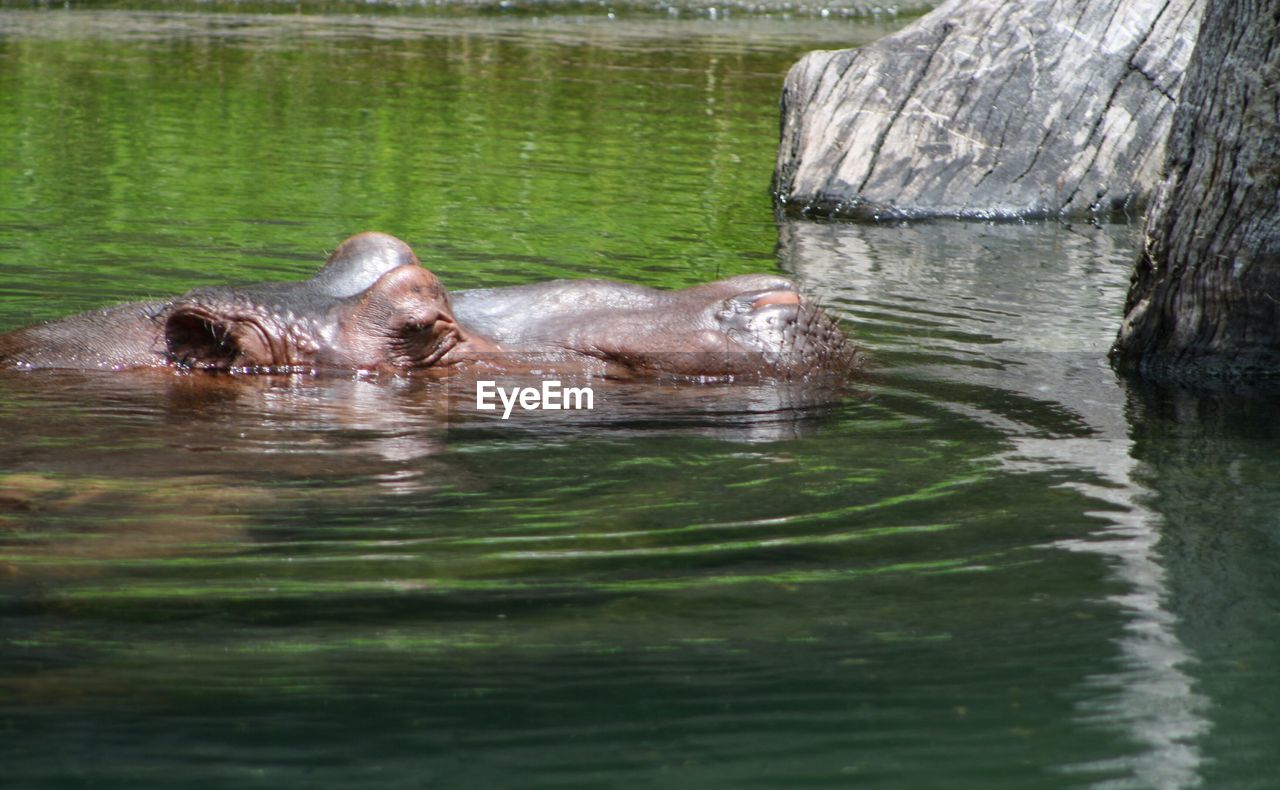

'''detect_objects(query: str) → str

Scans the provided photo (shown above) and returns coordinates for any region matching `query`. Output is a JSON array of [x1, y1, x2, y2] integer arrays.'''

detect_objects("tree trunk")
[[773, 0, 1203, 220], [1111, 0, 1280, 375]]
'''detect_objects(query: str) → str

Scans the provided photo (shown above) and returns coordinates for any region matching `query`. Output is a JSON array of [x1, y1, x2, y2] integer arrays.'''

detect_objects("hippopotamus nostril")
[[751, 291, 801, 309]]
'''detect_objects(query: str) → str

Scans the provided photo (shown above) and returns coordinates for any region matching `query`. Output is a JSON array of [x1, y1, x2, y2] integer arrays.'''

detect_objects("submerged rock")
[[773, 0, 1204, 220]]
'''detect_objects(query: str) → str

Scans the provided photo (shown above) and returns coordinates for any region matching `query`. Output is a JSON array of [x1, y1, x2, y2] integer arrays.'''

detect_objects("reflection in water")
[[1039, 381, 1208, 790], [442, 371, 854, 442], [1, 370, 856, 523], [778, 219, 1209, 788], [0, 366, 855, 562], [0, 7, 911, 49], [1119, 382, 1280, 790]]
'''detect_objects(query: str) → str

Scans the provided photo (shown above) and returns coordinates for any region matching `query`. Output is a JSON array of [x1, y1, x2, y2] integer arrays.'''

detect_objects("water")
[[2, 7, 1280, 789]]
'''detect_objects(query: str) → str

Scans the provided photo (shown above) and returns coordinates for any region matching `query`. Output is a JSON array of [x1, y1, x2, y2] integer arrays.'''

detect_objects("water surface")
[[2, 8, 1279, 789]]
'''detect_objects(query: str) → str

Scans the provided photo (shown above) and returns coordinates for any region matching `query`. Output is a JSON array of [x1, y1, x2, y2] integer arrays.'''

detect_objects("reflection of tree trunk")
[[1120, 377, 1280, 786], [772, 0, 1203, 220], [1111, 0, 1280, 373]]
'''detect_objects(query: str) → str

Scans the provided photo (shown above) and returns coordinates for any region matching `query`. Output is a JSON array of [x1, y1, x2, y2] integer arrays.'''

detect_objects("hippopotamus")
[[0, 233, 856, 379]]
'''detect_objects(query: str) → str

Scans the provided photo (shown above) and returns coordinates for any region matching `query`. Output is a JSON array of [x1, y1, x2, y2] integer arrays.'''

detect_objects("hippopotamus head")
[[162, 233, 486, 373], [0, 231, 858, 381]]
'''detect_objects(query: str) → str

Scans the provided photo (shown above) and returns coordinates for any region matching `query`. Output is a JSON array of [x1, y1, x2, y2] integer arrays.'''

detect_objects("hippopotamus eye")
[[392, 319, 432, 345], [388, 317, 454, 368]]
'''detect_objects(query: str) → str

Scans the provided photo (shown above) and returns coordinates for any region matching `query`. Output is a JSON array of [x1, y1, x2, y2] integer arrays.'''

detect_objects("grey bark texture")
[[773, 0, 1204, 220], [1111, 0, 1280, 375]]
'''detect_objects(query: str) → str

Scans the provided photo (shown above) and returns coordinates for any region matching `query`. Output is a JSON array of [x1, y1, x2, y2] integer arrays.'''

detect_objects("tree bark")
[[773, 0, 1204, 220], [1111, 0, 1280, 375]]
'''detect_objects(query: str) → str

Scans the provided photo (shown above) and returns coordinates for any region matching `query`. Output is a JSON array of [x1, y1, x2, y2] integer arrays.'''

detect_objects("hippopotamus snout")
[[696, 279, 855, 376], [709, 282, 855, 378]]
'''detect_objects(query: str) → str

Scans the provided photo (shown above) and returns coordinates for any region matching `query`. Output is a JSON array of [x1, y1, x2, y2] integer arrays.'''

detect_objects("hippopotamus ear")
[[163, 305, 278, 370], [310, 232, 423, 299]]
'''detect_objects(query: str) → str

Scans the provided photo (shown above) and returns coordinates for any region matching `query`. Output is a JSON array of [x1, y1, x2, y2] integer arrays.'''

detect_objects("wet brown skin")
[[0, 232, 857, 380]]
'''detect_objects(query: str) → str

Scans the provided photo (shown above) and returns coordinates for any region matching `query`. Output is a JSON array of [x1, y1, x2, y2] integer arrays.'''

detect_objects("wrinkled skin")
[[0, 233, 856, 379]]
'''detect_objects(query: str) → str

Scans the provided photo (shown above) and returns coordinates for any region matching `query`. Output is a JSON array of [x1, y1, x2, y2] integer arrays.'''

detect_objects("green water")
[[2, 7, 1280, 789]]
